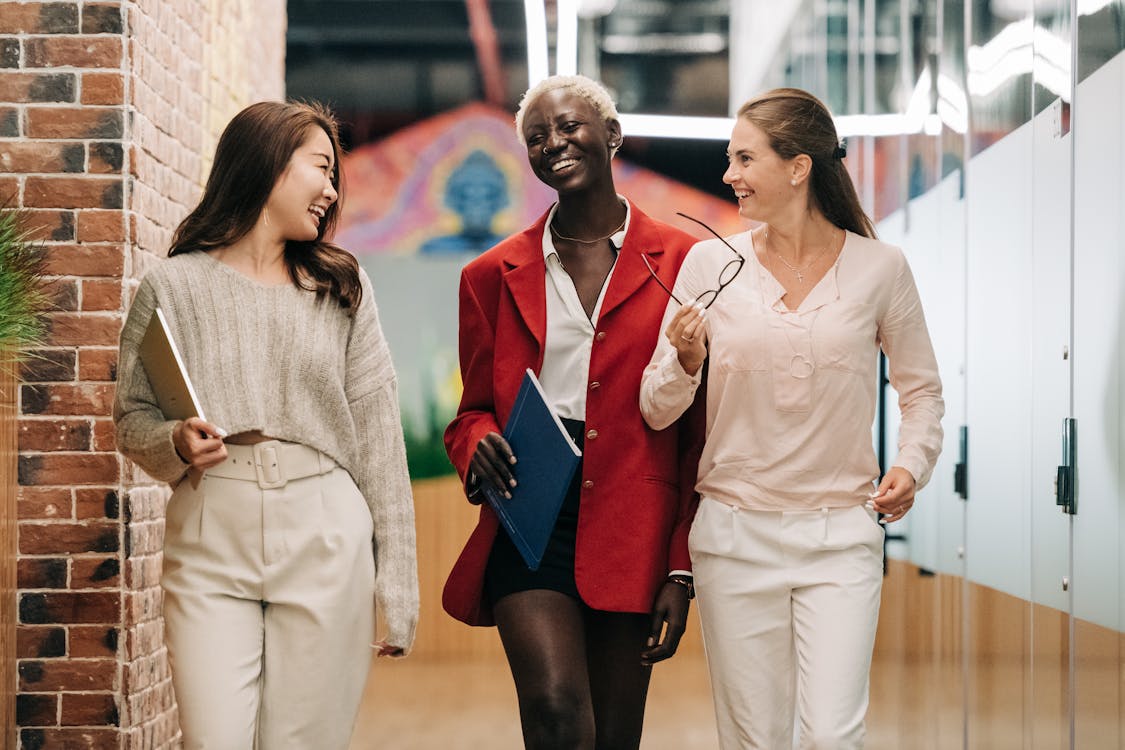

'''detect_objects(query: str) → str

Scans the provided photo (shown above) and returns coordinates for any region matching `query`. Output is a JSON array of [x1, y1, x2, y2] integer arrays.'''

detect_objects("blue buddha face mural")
[[420, 150, 510, 254]]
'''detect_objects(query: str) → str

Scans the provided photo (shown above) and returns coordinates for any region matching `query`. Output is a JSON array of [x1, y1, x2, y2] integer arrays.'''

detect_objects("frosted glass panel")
[[963, 121, 1033, 601], [1072, 52, 1125, 632]]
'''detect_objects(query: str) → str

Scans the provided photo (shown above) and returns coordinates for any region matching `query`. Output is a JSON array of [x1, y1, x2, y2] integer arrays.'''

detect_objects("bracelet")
[[666, 574, 695, 600]]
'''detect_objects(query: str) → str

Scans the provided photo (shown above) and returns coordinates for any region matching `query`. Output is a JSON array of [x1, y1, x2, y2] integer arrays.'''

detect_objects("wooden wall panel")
[[0, 359, 16, 746], [1075, 617, 1121, 748]]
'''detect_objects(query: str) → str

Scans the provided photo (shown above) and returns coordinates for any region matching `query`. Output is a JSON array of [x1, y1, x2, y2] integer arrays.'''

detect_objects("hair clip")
[[832, 143, 847, 159]]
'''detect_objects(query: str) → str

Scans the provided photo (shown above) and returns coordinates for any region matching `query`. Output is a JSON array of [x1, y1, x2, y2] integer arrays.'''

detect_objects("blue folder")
[[481, 369, 583, 571]]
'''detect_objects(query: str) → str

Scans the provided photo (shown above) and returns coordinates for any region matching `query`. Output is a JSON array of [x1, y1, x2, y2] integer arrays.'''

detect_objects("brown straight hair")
[[738, 88, 876, 239], [169, 100, 362, 311]]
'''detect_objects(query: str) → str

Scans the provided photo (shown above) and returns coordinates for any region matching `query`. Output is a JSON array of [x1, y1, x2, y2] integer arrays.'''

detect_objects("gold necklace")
[[764, 228, 833, 284], [550, 215, 626, 244]]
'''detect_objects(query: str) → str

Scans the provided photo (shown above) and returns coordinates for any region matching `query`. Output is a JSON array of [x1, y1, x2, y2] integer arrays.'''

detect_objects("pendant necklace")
[[764, 228, 831, 284]]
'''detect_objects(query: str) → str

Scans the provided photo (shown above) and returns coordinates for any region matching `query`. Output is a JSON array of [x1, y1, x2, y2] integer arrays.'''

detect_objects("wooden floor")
[[348, 652, 940, 749], [349, 653, 718, 749]]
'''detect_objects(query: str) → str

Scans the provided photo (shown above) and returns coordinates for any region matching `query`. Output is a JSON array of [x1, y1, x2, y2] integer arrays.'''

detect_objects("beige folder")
[[138, 307, 206, 422]]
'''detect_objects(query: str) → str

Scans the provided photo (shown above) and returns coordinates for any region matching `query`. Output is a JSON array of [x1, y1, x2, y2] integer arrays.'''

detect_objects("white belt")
[[206, 440, 336, 490]]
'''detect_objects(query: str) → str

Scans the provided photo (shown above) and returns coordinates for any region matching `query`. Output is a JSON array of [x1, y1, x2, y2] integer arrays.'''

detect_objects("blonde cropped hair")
[[515, 75, 621, 155]]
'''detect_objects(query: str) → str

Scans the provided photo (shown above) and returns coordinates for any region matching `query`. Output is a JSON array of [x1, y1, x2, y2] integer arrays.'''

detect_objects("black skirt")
[[484, 418, 585, 605]]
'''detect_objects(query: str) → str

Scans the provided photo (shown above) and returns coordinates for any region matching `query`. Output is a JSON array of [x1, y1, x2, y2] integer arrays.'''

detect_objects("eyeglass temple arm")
[[675, 212, 743, 258]]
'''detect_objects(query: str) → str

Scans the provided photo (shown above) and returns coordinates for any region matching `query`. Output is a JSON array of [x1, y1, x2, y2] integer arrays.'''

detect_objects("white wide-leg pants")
[[690, 499, 885, 750], [161, 441, 376, 750]]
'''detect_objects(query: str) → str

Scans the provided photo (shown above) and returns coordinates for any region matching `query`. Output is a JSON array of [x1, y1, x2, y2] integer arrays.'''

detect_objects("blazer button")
[[589, 381, 600, 390], [595, 331, 607, 342], [586, 429, 598, 440], [582, 479, 594, 490]]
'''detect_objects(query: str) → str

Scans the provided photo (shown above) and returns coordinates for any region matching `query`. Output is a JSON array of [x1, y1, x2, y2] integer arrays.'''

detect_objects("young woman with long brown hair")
[[114, 101, 418, 749]]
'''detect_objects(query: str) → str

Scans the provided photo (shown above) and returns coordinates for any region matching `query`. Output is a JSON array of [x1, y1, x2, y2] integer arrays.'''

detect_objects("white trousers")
[[689, 499, 884, 750], [161, 442, 376, 750]]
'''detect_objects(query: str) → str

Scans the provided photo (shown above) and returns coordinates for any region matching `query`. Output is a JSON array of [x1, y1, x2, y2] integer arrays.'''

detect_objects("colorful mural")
[[337, 102, 743, 477]]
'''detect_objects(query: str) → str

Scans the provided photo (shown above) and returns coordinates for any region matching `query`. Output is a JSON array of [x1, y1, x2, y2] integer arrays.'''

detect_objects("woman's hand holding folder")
[[172, 416, 229, 470], [468, 432, 517, 500]]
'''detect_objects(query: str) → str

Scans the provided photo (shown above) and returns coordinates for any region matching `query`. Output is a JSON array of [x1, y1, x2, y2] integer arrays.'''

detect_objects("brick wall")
[[2, 2, 285, 747]]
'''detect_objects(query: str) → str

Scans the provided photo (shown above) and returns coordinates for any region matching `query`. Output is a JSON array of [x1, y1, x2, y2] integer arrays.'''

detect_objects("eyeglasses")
[[642, 212, 745, 309]]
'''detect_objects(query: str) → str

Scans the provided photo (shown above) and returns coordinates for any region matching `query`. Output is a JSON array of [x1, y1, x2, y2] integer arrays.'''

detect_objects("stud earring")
[[790, 179, 797, 186]]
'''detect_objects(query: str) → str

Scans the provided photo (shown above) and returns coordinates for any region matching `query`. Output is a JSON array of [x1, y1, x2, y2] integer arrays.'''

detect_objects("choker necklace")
[[764, 228, 834, 284], [550, 215, 626, 244]]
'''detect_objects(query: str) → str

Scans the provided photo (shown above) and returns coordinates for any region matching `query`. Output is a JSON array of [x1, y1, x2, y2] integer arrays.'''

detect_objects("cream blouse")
[[640, 230, 945, 511]]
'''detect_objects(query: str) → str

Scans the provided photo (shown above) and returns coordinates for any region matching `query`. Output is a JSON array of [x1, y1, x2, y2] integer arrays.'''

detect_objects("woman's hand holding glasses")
[[666, 301, 709, 377]]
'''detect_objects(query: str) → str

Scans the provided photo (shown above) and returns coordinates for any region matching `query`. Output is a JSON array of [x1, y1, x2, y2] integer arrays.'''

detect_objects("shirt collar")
[[542, 196, 631, 262]]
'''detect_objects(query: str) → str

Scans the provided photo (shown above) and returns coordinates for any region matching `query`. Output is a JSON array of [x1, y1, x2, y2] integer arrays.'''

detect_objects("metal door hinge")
[[1056, 417, 1077, 515], [954, 425, 968, 500]]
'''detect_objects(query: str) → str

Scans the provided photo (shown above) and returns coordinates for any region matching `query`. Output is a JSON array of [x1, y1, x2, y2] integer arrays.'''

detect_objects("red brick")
[[19, 590, 120, 625], [19, 418, 92, 451], [19, 209, 75, 242], [75, 487, 118, 520], [77, 210, 125, 243], [24, 176, 123, 209], [17, 626, 66, 659], [18, 558, 68, 589], [82, 4, 123, 35], [91, 418, 115, 451], [46, 312, 121, 346], [21, 382, 115, 416], [0, 140, 84, 173], [81, 278, 122, 310], [43, 277, 79, 311], [77, 348, 116, 381], [61, 692, 119, 726], [21, 727, 119, 748], [20, 348, 76, 382], [0, 3, 80, 34], [41, 244, 124, 277], [18, 451, 120, 485], [26, 106, 123, 139], [16, 691, 58, 726], [89, 141, 123, 173], [18, 486, 72, 520], [0, 40, 17, 70], [19, 657, 116, 691], [81, 72, 123, 105], [0, 174, 19, 201], [122, 555, 161, 590], [0, 71, 77, 102], [72, 555, 120, 589], [69, 625, 117, 658], [25, 35, 122, 69], [19, 522, 118, 555]]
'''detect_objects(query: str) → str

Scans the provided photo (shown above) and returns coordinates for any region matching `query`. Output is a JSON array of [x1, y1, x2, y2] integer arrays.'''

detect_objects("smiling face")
[[263, 126, 339, 243], [520, 88, 620, 195], [722, 117, 801, 225]]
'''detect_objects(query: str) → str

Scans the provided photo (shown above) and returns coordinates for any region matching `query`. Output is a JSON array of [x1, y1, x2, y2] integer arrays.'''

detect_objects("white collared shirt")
[[539, 198, 630, 420]]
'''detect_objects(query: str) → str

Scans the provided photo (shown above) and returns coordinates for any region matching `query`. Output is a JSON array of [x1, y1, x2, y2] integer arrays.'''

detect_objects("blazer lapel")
[[502, 218, 548, 354], [600, 203, 664, 320]]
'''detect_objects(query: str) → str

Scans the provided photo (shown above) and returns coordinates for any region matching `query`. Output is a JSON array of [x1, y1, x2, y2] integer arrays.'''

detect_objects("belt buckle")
[[253, 442, 287, 490]]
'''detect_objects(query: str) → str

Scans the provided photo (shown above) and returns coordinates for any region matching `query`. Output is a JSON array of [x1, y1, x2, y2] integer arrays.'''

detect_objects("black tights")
[[493, 589, 652, 750]]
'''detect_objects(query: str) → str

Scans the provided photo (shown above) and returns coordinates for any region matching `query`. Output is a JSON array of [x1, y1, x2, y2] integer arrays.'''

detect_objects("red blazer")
[[442, 201, 705, 626]]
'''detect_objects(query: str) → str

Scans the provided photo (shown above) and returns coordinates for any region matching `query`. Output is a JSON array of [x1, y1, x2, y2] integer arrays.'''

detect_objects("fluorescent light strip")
[[524, 0, 549, 86], [556, 0, 578, 76], [618, 113, 929, 140], [617, 114, 735, 140]]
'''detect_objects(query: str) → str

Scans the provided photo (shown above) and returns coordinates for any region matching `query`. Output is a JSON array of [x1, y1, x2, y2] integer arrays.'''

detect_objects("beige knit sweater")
[[114, 250, 419, 651]]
